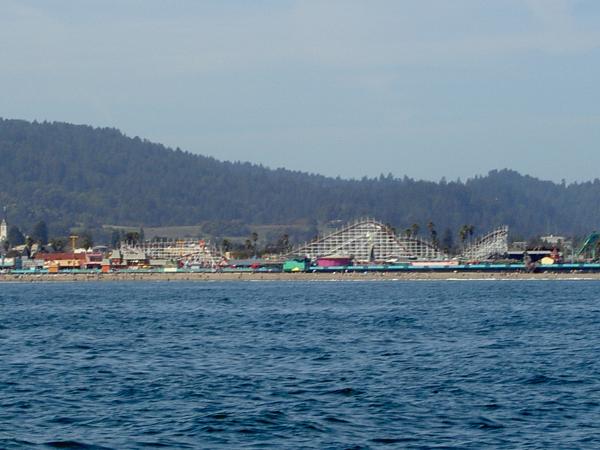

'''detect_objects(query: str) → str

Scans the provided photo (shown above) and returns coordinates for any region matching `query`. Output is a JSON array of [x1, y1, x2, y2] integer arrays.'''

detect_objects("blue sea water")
[[1, 280, 600, 449]]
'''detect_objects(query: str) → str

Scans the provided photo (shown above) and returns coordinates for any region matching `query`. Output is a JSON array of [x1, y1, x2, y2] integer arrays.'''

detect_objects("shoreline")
[[2, 271, 600, 282]]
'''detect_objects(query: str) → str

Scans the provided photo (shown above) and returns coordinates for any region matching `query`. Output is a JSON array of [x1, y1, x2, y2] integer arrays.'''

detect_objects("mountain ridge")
[[0, 118, 598, 240]]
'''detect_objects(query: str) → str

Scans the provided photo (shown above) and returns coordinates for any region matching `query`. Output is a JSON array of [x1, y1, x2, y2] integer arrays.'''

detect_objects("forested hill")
[[0, 117, 599, 238]]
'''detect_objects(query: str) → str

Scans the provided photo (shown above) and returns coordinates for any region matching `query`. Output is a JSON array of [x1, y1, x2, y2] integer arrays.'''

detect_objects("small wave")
[[371, 437, 415, 444], [470, 416, 505, 430], [61, 344, 93, 351], [43, 441, 114, 450], [521, 373, 585, 386], [519, 408, 534, 416], [479, 341, 514, 350], [483, 403, 501, 410], [323, 416, 351, 424], [287, 389, 307, 395], [207, 412, 229, 420], [48, 416, 90, 425], [133, 442, 172, 448], [524, 374, 553, 385], [258, 409, 285, 423], [200, 426, 224, 433], [375, 316, 417, 327], [0, 439, 37, 448], [326, 387, 362, 396], [300, 422, 326, 432]]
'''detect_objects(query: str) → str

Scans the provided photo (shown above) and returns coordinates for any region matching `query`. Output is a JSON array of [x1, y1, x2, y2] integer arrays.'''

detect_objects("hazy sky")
[[2, 0, 600, 181]]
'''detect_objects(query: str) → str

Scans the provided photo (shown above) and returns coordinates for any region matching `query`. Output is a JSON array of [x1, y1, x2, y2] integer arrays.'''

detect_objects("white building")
[[541, 234, 565, 246], [0, 219, 7, 242]]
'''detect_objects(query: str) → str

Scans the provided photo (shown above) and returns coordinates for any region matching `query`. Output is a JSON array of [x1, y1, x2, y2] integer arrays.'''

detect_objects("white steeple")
[[0, 218, 7, 242]]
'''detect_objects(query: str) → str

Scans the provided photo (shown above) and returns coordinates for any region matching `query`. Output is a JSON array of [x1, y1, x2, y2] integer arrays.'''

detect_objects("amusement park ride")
[[576, 232, 600, 260], [121, 238, 222, 267], [119, 218, 511, 267], [290, 218, 508, 263]]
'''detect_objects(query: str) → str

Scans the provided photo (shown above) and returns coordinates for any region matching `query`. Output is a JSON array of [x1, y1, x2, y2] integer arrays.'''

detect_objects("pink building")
[[316, 256, 353, 267]]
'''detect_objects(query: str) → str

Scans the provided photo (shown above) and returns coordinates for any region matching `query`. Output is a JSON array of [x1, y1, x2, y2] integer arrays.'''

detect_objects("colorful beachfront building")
[[34, 252, 105, 272]]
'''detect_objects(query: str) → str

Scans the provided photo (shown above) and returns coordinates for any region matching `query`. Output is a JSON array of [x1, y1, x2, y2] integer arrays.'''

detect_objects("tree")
[[427, 221, 438, 247], [5, 118, 600, 239], [222, 239, 231, 252], [251, 232, 259, 257], [467, 225, 475, 241], [411, 223, 420, 237], [7, 226, 25, 247], [442, 228, 453, 253], [125, 231, 140, 245], [459, 224, 475, 249], [111, 230, 121, 249], [276, 233, 291, 253], [31, 220, 48, 245], [459, 225, 469, 247], [79, 230, 94, 249], [50, 238, 66, 252]]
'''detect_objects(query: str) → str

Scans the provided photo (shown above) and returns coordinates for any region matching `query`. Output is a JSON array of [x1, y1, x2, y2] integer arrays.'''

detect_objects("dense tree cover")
[[7, 225, 24, 247], [31, 220, 48, 245], [0, 118, 599, 240]]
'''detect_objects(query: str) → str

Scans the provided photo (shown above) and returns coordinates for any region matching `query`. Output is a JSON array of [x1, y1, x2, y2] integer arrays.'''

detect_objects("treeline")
[[1, 118, 599, 239], [1, 219, 96, 253]]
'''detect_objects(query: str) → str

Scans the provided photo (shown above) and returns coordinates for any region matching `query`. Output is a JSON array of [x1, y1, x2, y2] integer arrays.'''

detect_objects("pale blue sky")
[[2, 0, 600, 181]]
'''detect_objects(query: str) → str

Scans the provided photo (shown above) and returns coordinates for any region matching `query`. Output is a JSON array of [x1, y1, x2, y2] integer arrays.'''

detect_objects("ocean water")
[[1, 280, 600, 449]]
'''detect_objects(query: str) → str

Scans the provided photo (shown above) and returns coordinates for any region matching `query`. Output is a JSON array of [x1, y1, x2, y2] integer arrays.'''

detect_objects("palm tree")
[[251, 232, 259, 257], [221, 239, 231, 252], [411, 223, 420, 237], [467, 225, 475, 241], [427, 221, 438, 246], [278, 234, 290, 253], [459, 225, 469, 247], [385, 223, 397, 235], [125, 231, 140, 245]]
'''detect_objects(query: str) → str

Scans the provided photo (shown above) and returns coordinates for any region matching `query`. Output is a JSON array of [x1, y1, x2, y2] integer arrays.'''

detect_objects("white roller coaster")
[[291, 218, 446, 263], [291, 218, 509, 263], [459, 226, 509, 261], [119, 220, 508, 267], [121, 238, 222, 267]]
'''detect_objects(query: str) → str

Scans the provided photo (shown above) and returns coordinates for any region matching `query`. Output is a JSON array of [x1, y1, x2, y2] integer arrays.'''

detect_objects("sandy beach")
[[2, 271, 600, 282]]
